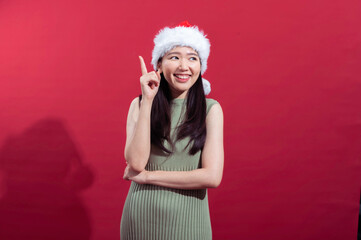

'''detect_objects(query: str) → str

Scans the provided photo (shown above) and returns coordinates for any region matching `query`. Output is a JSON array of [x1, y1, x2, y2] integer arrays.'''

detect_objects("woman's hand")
[[123, 163, 149, 185], [139, 56, 161, 101]]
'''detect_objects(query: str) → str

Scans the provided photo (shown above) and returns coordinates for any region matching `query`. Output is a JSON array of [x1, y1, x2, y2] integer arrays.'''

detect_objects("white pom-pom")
[[202, 78, 211, 95]]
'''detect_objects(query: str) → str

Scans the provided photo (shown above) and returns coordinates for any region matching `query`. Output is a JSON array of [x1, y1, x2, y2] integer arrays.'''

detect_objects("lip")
[[174, 74, 191, 82]]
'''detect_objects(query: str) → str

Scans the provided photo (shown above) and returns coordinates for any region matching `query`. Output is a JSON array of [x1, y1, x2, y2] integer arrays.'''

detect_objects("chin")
[[171, 85, 189, 94], [175, 84, 192, 91]]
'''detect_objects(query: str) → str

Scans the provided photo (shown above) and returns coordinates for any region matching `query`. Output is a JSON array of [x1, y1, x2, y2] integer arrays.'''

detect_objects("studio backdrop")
[[0, 0, 360, 239]]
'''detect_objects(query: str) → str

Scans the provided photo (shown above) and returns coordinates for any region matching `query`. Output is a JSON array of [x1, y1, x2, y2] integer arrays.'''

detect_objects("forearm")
[[146, 168, 220, 190], [125, 98, 152, 171]]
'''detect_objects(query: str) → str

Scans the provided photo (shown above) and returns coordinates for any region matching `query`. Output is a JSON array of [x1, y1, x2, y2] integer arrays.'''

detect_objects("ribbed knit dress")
[[120, 98, 219, 240]]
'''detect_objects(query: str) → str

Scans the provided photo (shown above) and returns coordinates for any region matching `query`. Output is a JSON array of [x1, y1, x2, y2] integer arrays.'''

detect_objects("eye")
[[190, 57, 198, 61], [170, 56, 179, 60]]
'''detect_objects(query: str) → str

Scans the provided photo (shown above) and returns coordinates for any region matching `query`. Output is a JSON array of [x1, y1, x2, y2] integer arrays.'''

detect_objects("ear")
[[157, 63, 162, 73], [157, 59, 163, 73]]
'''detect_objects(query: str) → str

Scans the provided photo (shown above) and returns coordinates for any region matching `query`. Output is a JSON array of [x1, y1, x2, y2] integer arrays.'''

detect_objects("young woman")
[[120, 21, 224, 240]]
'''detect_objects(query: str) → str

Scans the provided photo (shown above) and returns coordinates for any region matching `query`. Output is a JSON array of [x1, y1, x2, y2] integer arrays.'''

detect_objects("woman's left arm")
[[123, 103, 224, 189]]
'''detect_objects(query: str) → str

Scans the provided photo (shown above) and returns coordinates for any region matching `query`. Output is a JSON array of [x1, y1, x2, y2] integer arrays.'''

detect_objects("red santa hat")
[[151, 21, 211, 95]]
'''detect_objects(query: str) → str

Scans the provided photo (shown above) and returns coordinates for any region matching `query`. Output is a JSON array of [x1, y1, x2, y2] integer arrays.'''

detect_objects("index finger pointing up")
[[139, 56, 148, 75]]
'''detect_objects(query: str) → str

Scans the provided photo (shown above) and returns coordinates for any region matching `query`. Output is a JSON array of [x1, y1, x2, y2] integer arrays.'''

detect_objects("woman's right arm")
[[124, 56, 160, 172], [124, 97, 153, 172]]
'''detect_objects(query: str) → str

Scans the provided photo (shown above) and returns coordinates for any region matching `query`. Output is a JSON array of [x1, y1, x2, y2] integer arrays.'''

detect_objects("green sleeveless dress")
[[120, 98, 219, 240]]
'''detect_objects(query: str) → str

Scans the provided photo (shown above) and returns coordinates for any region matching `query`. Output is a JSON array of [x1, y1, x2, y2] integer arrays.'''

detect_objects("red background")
[[0, 0, 360, 239]]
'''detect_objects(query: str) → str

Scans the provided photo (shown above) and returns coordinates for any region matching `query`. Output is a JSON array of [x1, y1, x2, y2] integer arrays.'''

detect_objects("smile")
[[174, 74, 191, 82]]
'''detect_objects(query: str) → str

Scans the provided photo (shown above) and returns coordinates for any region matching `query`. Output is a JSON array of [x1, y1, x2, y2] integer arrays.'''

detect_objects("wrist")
[[145, 170, 152, 184], [141, 97, 153, 106]]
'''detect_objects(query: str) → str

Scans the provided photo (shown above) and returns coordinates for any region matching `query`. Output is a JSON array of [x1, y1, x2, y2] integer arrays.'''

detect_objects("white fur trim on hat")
[[151, 25, 211, 75]]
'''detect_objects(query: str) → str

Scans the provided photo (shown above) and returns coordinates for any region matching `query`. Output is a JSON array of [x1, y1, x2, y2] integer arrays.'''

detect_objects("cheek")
[[162, 64, 177, 77], [161, 61, 174, 70], [191, 63, 201, 72], [163, 70, 174, 80]]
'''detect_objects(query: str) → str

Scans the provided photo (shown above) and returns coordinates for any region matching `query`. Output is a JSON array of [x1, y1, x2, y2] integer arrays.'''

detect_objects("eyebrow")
[[166, 51, 199, 57]]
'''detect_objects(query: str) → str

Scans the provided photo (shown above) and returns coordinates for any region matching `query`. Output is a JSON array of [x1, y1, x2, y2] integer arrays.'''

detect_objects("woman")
[[121, 21, 224, 240]]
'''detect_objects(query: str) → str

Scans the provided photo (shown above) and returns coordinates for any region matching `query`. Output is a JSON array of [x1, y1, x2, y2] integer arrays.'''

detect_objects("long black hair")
[[138, 72, 207, 155]]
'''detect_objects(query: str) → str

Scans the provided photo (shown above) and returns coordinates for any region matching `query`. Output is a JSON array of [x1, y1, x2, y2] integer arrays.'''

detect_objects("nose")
[[178, 59, 189, 71]]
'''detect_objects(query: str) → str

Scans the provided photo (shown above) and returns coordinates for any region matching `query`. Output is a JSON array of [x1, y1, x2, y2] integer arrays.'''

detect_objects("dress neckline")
[[171, 98, 186, 105], [172, 98, 185, 102]]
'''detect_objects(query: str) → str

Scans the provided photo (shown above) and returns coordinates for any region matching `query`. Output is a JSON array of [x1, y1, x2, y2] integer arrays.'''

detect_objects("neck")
[[171, 90, 188, 99]]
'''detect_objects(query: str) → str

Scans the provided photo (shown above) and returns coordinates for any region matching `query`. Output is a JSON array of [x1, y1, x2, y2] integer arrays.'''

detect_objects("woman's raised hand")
[[139, 56, 161, 101]]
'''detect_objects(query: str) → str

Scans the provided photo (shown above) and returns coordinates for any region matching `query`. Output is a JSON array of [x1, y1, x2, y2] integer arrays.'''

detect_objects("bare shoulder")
[[128, 96, 140, 122], [130, 96, 140, 107], [207, 100, 223, 120], [206, 102, 223, 133]]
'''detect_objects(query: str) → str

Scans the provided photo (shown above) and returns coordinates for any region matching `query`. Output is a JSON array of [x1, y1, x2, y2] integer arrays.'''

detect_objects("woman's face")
[[158, 46, 201, 99]]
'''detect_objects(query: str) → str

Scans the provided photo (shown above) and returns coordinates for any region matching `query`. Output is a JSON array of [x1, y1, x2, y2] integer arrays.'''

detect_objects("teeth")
[[175, 75, 190, 79]]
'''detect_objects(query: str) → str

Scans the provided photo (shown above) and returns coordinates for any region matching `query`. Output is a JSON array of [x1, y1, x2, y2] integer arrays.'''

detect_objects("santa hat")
[[151, 21, 211, 95]]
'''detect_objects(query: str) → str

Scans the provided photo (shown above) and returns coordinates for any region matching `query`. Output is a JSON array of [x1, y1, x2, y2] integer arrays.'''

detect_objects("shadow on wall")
[[0, 118, 94, 240]]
